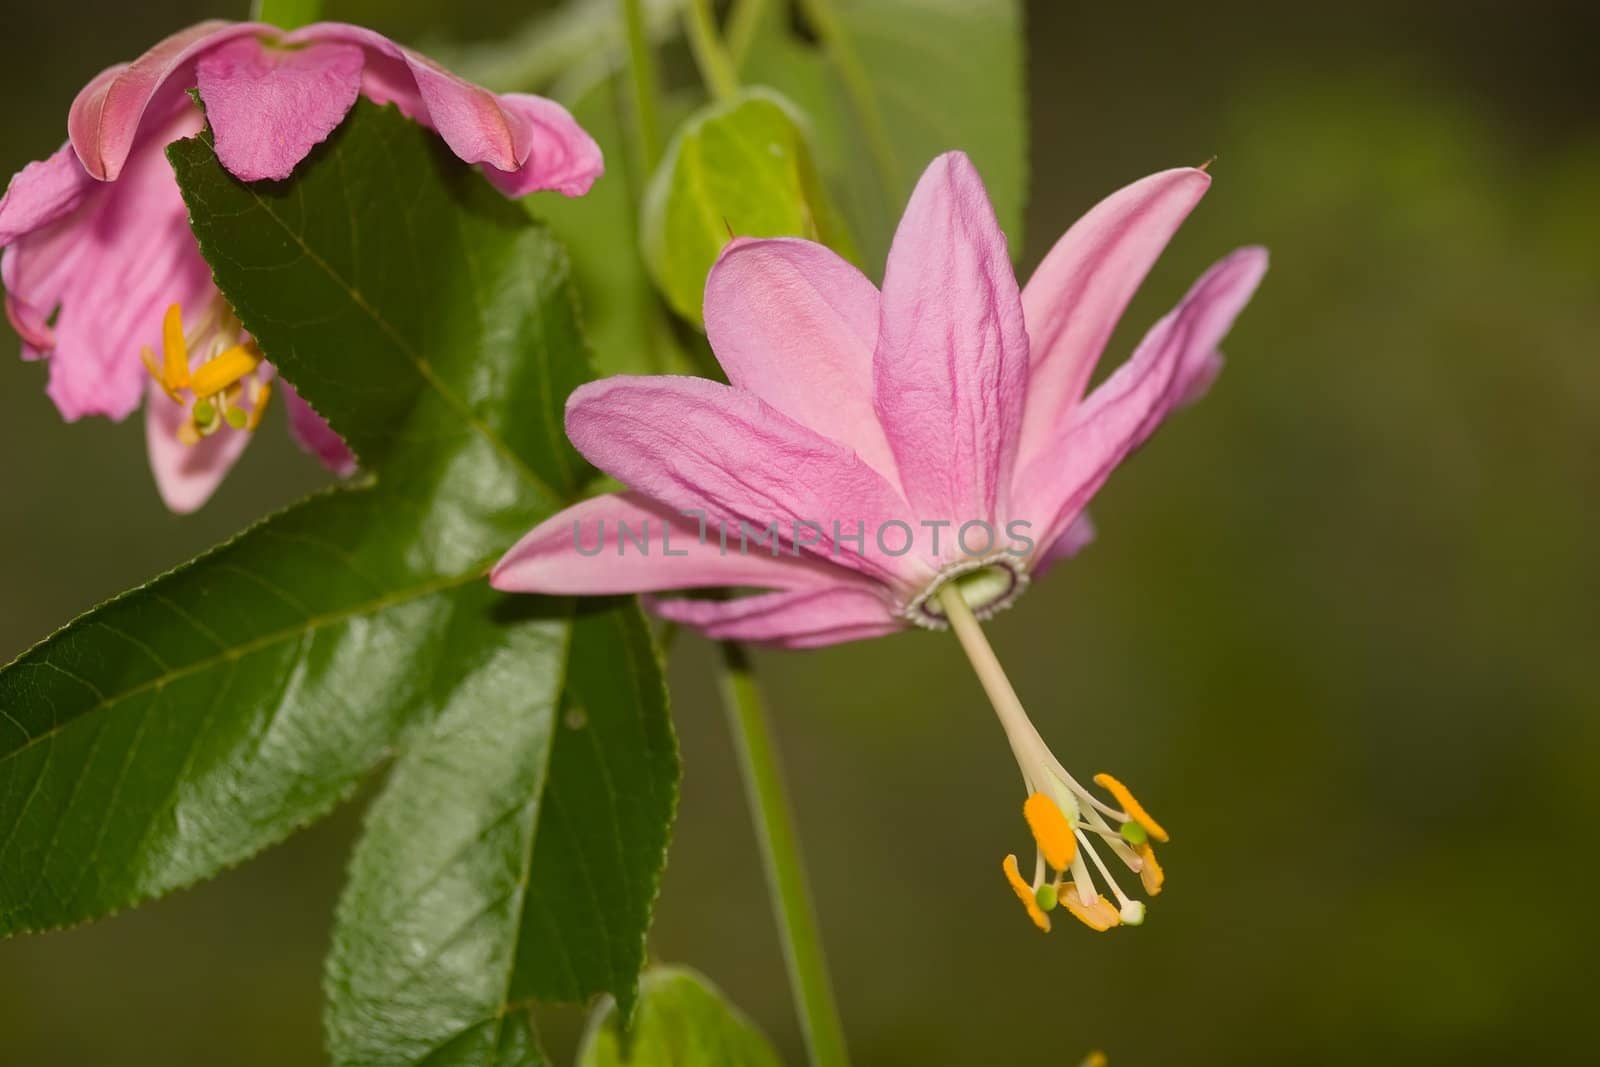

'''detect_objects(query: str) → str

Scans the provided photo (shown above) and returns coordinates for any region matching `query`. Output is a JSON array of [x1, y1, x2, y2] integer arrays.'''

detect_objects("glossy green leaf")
[[576, 966, 784, 1067], [640, 88, 856, 326], [325, 603, 676, 1065], [738, 0, 1027, 270], [0, 100, 586, 934]]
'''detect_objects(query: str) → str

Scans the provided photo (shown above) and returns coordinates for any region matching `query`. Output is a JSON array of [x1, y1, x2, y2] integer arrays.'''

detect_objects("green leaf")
[[640, 88, 856, 327], [325, 602, 676, 1065], [576, 966, 784, 1067], [739, 0, 1027, 270], [0, 100, 678, 1065], [529, 74, 702, 376], [0, 102, 586, 934]]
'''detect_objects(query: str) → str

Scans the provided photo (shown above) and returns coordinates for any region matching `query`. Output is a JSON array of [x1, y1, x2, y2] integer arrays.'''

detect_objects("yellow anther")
[[189, 343, 261, 398], [1137, 842, 1164, 896], [1079, 1053, 1108, 1067], [246, 379, 272, 431], [1062, 888, 1122, 932], [1002, 854, 1051, 933], [1023, 792, 1078, 871], [1093, 772, 1169, 843], [160, 303, 191, 390], [142, 345, 185, 404]]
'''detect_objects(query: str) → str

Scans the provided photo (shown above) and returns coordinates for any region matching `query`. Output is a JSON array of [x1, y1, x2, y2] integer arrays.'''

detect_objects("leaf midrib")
[[0, 557, 498, 764], [222, 163, 565, 516]]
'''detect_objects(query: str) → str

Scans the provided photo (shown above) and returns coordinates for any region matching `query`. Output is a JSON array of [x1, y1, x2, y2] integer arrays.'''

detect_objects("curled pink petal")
[[492, 492, 853, 596], [196, 37, 364, 183], [477, 94, 605, 198], [1016, 168, 1211, 471], [289, 23, 602, 196], [280, 381, 358, 477], [1029, 512, 1097, 578], [874, 151, 1029, 526], [647, 584, 902, 648], [1016, 246, 1269, 557], [0, 144, 97, 244], [144, 378, 254, 514], [68, 20, 248, 181], [704, 237, 897, 484], [67, 20, 600, 195]]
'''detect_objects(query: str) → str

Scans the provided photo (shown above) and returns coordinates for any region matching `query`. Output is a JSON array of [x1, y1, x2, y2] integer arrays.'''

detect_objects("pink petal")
[[1016, 168, 1211, 470], [0, 144, 96, 245], [492, 492, 854, 596], [873, 152, 1029, 527], [195, 37, 364, 183], [68, 20, 250, 181], [564, 376, 928, 590], [647, 583, 902, 648], [9, 106, 213, 421], [295, 24, 603, 197], [279, 380, 357, 476], [477, 94, 605, 198], [1029, 513, 1097, 578], [1015, 247, 1269, 560], [67, 20, 600, 197], [703, 237, 898, 483], [144, 378, 254, 513]]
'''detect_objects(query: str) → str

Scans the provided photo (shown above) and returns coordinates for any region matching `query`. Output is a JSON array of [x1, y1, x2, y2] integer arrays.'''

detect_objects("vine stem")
[[620, 0, 665, 173], [685, 0, 741, 102], [718, 642, 851, 1067], [250, 0, 321, 28], [795, 0, 900, 209]]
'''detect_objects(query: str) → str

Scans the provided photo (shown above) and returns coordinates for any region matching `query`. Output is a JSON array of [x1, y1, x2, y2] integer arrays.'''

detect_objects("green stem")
[[796, 0, 900, 209], [620, 0, 664, 173], [726, 0, 769, 64], [718, 643, 851, 1067], [684, 0, 741, 102], [250, 0, 321, 29]]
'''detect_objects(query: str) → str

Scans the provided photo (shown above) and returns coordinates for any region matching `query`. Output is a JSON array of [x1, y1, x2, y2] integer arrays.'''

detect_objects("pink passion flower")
[[0, 20, 602, 512], [493, 152, 1267, 933]]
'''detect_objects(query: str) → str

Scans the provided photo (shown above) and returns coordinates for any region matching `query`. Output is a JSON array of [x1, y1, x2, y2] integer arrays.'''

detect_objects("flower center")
[[935, 583, 1167, 934], [142, 300, 271, 444], [901, 554, 1029, 630]]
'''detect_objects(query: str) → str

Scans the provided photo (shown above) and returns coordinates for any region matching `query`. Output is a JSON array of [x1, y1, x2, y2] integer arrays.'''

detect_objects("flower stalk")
[[719, 643, 851, 1067], [251, 0, 321, 30], [620, 0, 664, 172]]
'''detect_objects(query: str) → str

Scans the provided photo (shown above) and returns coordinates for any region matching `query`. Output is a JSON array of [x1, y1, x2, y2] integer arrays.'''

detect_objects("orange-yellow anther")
[[142, 345, 184, 403], [1063, 888, 1122, 932], [1137, 842, 1164, 896], [189, 343, 261, 398], [1023, 792, 1078, 871], [160, 303, 190, 389], [1093, 772, 1169, 843], [1002, 854, 1051, 932], [1080, 1053, 1108, 1067]]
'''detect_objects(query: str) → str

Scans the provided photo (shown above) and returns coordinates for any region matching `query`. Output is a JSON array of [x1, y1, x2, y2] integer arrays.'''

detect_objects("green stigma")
[[1120, 821, 1149, 846], [1034, 884, 1058, 912]]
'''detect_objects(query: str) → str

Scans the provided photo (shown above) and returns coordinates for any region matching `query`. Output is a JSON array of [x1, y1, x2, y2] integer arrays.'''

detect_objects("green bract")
[[641, 88, 855, 328], [577, 965, 784, 1067]]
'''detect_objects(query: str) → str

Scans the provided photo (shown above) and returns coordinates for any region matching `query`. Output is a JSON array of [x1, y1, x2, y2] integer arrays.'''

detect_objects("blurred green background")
[[3, 1, 1598, 1064]]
